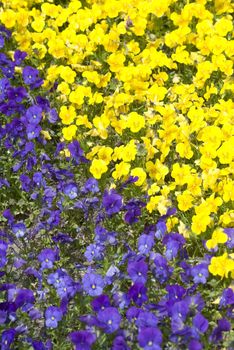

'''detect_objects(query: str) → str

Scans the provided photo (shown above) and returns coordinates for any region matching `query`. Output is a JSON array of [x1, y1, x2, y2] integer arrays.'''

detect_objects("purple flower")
[[138, 327, 163, 350], [0, 241, 7, 268], [126, 306, 141, 322], [22, 66, 39, 85], [224, 228, 234, 249], [63, 183, 78, 199], [136, 311, 158, 328], [26, 124, 42, 140], [14, 288, 35, 308], [97, 307, 121, 333], [12, 222, 26, 238], [37, 248, 59, 269], [127, 259, 148, 284], [171, 300, 189, 332], [193, 313, 209, 334], [45, 306, 63, 328], [0, 35, 4, 48], [82, 272, 104, 296], [91, 295, 111, 312], [14, 50, 27, 65], [68, 140, 85, 164], [48, 108, 58, 123], [220, 288, 234, 307], [210, 318, 231, 343], [155, 220, 167, 239], [103, 190, 123, 215], [69, 330, 96, 350], [162, 233, 185, 260], [84, 243, 104, 262], [191, 263, 209, 284], [1, 328, 16, 350], [25, 105, 42, 125], [7, 86, 27, 103], [189, 340, 203, 350], [128, 283, 148, 306], [153, 253, 173, 283], [138, 234, 154, 254], [112, 336, 130, 350], [83, 178, 99, 193], [0, 78, 10, 101]]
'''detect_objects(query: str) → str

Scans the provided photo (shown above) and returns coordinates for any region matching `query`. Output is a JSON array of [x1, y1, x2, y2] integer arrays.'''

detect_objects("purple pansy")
[[63, 183, 78, 199], [37, 248, 59, 269], [103, 189, 123, 216], [191, 263, 209, 284], [25, 105, 42, 125], [97, 307, 122, 333], [138, 234, 154, 254], [69, 330, 96, 350], [82, 272, 105, 296], [127, 259, 148, 284], [128, 283, 148, 306], [12, 222, 26, 238], [138, 327, 163, 350], [45, 306, 63, 328]]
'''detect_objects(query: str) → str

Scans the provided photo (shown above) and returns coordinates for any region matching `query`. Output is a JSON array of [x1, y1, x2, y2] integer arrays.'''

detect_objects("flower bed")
[[0, 1, 233, 349]]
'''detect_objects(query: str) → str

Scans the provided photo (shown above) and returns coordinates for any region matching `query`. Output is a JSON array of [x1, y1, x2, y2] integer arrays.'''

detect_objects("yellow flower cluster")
[[1, 0, 234, 276]]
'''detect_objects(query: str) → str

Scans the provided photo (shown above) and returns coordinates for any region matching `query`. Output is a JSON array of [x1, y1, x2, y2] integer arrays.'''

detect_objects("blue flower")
[[84, 243, 104, 262], [192, 313, 209, 334], [97, 307, 121, 334], [91, 294, 111, 312], [191, 263, 209, 284], [22, 66, 39, 85], [162, 233, 185, 260], [83, 177, 99, 193], [25, 105, 42, 125], [103, 189, 123, 216], [128, 283, 148, 306], [112, 336, 130, 350], [0, 77, 10, 101], [127, 259, 148, 284], [45, 306, 63, 328], [153, 253, 173, 283], [14, 50, 27, 65], [26, 124, 42, 140], [37, 248, 59, 269], [224, 228, 234, 249], [220, 288, 234, 307], [12, 222, 26, 238], [82, 272, 104, 296], [63, 183, 78, 199], [1, 328, 16, 350], [138, 327, 162, 350], [69, 330, 96, 350], [138, 234, 154, 254]]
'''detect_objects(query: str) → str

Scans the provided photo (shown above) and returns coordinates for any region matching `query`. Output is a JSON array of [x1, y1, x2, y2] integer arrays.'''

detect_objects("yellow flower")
[[131, 168, 147, 186], [0, 10, 16, 28], [90, 159, 108, 179], [31, 17, 45, 32], [107, 52, 126, 72], [177, 191, 194, 212], [127, 112, 145, 133], [209, 253, 234, 278], [62, 125, 77, 140], [59, 66, 76, 84], [112, 161, 130, 180], [121, 141, 137, 162], [191, 214, 211, 235], [98, 146, 113, 165], [59, 106, 76, 125]]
